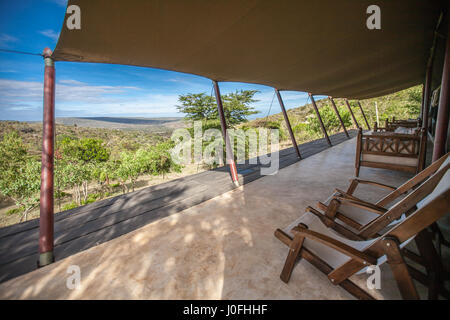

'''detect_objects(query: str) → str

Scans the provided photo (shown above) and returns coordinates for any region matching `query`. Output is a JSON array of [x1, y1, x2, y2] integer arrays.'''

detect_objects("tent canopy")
[[52, 0, 444, 99]]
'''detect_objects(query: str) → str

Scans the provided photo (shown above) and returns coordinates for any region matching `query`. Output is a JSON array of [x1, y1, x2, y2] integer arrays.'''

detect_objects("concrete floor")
[[0, 137, 444, 299]]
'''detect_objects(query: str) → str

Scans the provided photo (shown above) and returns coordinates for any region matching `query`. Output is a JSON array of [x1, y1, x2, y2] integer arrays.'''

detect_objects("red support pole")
[[422, 62, 433, 133], [329, 97, 350, 138], [423, 11, 443, 132], [275, 89, 301, 159], [309, 93, 332, 146], [212, 81, 240, 187], [357, 101, 371, 130], [344, 98, 360, 129], [39, 48, 55, 267], [432, 16, 450, 162]]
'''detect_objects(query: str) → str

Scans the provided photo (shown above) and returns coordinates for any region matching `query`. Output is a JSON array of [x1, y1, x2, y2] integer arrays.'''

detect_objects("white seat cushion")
[[394, 126, 418, 135], [362, 154, 418, 167], [282, 212, 376, 273]]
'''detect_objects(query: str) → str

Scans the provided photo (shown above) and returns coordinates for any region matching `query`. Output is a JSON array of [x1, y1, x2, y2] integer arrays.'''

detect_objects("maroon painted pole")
[[329, 97, 349, 138], [344, 98, 360, 129], [422, 11, 443, 132], [432, 16, 450, 162], [39, 48, 55, 267], [213, 81, 239, 187], [422, 61, 433, 133], [275, 89, 301, 159], [357, 101, 371, 130], [309, 93, 332, 146]]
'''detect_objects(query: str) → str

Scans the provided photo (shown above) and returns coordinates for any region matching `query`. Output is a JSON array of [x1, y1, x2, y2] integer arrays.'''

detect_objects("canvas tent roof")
[[52, 0, 445, 99]]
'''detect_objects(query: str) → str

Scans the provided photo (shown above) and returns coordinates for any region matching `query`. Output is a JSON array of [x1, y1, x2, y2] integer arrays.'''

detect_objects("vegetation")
[[0, 122, 182, 226], [244, 85, 422, 145]]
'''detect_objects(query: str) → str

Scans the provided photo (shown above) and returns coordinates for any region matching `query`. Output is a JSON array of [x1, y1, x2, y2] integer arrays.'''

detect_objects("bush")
[[62, 201, 78, 211], [6, 207, 24, 216], [81, 193, 101, 205]]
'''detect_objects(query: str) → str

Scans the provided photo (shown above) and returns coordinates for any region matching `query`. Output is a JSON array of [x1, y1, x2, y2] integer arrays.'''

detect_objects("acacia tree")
[[177, 90, 259, 125], [116, 150, 147, 193], [148, 141, 181, 179], [58, 137, 110, 204]]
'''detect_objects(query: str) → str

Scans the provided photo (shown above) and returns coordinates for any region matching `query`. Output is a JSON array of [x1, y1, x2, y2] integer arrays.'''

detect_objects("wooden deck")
[[0, 130, 357, 283]]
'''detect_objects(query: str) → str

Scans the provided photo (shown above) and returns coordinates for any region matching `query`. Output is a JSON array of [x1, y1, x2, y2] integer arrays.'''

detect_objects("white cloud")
[[0, 78, 180, 119], [0, 34, 18, 47], [48, 0, 68, 7], [39, 29, 59, 42]]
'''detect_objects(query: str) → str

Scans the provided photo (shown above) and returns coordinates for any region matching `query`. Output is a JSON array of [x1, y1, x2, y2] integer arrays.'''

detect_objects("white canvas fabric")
[[51, 0, 444, 100], [282, 211, 412, 274], [416, 156, 450, 210]]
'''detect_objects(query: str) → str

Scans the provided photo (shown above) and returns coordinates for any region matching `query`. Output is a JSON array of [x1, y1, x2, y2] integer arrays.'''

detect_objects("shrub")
[[6, 207, 24, 216], [62, 201, 78, 211]]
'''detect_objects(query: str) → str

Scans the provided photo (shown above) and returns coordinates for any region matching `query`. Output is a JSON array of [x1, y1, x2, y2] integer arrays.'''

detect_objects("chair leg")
[[280, 230, 306, 283], [382, 236, 420, 300], [430, 222, 450, 251], [414, 229, 445, 300]]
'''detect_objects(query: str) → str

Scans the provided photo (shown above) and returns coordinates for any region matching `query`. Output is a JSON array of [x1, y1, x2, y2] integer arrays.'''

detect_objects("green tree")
[[0, 159, 41, 221], [0, 132, 41, 221], [177, 93, 217, 121], [59, 137, 110, 163], [177, 90, 259, 125], [115, 150, 147, 193], [57, 137, 109, 205], [147, 141, 182, 179]]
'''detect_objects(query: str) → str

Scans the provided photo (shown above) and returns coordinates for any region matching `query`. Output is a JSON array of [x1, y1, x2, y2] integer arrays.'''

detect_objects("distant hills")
[[33, 116, 187, 131]]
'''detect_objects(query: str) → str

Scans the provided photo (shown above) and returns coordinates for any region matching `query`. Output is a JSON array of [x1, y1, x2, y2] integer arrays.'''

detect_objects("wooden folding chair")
[[373, 117, 421, 133], [314, 153, 449, 237], [275, 162, 450, 299], [355, 127, 427, 176]]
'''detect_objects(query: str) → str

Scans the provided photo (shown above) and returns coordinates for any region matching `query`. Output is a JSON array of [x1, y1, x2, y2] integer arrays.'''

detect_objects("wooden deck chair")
[[355, 128, 427, 176], [314, 152, 449, 238], [373, 118, 421, 133], [274, 162, 450, 300], [311, 153, 450, 299]]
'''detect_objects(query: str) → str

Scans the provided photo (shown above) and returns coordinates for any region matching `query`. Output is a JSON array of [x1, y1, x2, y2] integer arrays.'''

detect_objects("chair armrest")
[[333, 196, 387, 215], [291, 226, 377, 266], [347, 178, 396, 195]]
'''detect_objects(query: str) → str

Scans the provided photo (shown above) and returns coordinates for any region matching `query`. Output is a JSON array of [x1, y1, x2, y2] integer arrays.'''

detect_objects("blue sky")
[[0, 0, 321, 121]]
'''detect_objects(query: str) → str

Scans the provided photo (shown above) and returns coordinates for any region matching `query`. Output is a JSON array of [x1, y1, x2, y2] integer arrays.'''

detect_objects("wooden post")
[[212, 81, 239, 187], [329, 97, 349, 138], [275, 89, 301, 158], [423, 11, 443, 133], [432, 14, 450, 162], [39, 48, 55, 267], [345, 98, 360, 129], [309, 93, 332, 146], [422, 63, 433, 134], [358, 101, 371, 130]]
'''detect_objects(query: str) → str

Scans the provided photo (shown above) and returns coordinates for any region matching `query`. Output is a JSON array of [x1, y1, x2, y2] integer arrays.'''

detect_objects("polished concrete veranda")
[[0, 137, 442, 299]]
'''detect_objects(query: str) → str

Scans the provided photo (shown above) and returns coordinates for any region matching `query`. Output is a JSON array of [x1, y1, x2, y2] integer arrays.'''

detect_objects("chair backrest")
[[416, 155, 450, 209], [377, 152, 449, 207], [360, 158, 450, 239]]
